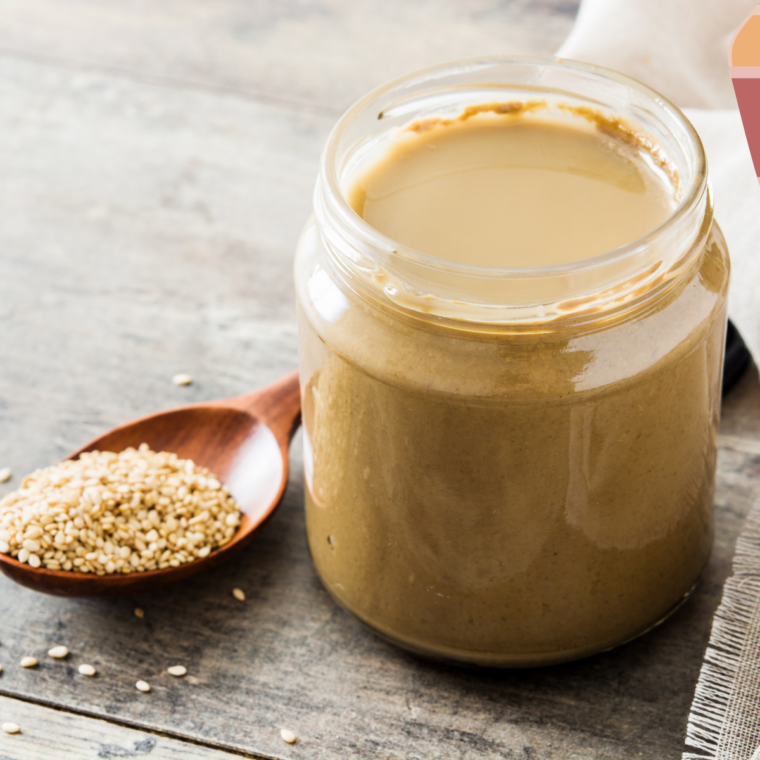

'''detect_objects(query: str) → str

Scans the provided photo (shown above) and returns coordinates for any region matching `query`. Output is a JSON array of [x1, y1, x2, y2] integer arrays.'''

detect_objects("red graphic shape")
[[733, 78, 760, 176], [730, 7, 760, 178]]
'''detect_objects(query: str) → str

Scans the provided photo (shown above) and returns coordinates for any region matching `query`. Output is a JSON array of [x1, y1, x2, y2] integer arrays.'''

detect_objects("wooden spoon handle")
[[226, 369, 302, 442]]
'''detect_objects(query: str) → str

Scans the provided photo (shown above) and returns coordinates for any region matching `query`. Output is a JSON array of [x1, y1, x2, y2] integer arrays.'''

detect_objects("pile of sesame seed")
[[0, 445, 241, 574]]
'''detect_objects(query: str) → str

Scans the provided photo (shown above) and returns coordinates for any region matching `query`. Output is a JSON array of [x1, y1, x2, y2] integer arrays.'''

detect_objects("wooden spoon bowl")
[[0, 371, 301, 597]]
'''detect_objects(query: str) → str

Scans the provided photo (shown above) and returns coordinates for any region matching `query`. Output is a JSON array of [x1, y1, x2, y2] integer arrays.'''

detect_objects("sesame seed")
[[134, 608, 145, 619], [2, 722, 20, 734], [280, 728, 297, 744], [48, 646, 69, 659], [232, 588, 245, 602], [78, 664, 96, 676], [135, 680, 151, 693], [20, 657, 37, 668], [0, 446, 241, 575], [0, 468, 11, 484], [172, 374, 193, 387], [167, 665, 187, 677]]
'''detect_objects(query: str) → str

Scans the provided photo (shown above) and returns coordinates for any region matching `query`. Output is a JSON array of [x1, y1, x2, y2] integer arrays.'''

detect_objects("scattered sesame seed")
[[232, 588, 245, 602], [20, 657, 37, 668], [78, 663, 96, 676], [280, 728, 297, 744], [2, 722, 20, 734], [172, 374, 193, 387], [134, 608, 145, 619], [135, 680, 151, 693], [167, 665, 187, 677], [0, 468, 11, 483], [48, 646, 69, 659]]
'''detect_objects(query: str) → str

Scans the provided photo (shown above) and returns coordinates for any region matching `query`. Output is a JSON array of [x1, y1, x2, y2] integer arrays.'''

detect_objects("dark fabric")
[[724, 320, 752, 396]]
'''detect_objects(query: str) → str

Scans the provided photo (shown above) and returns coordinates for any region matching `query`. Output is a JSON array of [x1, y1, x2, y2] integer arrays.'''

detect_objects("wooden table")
[[0, 2, 757, 757]]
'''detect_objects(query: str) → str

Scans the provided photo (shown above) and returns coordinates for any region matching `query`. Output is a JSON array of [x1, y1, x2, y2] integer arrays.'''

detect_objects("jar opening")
[[315, 56, 709, 324]]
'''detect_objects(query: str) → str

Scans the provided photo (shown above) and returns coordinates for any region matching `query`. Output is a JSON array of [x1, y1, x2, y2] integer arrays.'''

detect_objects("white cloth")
[[558, 0, 760, 363]]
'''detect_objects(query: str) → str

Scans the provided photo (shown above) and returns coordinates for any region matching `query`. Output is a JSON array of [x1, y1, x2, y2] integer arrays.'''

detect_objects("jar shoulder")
[[295, 220, 730, 400]]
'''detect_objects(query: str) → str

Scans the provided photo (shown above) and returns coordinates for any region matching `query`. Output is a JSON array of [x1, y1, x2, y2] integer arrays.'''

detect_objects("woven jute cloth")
[[558, 2, 760, 758], [681, 504, 760, 759]]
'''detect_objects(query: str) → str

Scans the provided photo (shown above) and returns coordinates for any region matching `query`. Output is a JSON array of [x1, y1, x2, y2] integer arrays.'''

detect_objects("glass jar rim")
[[320, 55, 707, 279], [314, 55, 711, 324]]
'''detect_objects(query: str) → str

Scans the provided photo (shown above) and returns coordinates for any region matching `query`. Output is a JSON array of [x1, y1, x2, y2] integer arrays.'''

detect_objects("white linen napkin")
[[558, 0, 760, 364], [558, 3, 760, 759]]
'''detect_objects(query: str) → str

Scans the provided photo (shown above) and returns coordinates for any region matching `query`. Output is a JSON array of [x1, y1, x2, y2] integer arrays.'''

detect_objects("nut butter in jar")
[[294, 57, 729, 667]]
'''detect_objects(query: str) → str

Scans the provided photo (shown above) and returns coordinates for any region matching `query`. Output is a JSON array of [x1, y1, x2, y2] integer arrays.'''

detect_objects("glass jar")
[[294, 57, 729, 667]]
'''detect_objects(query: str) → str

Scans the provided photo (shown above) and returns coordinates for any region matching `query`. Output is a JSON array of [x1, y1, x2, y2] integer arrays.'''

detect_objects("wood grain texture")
[[0, 0, 579, 114], [0, 0, 757, 758], [0, 695, 261, 758], [0, 51, 324, 486]]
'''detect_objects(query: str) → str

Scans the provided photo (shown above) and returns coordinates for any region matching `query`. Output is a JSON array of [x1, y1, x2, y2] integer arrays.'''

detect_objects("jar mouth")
[[316, 56, 710, 322]]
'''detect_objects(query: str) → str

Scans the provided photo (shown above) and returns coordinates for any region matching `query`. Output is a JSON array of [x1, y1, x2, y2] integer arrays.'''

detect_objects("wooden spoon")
[[0, 371, 301, 598]]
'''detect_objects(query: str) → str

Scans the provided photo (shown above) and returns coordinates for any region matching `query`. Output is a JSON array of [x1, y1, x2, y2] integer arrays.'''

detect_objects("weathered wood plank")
[[0, 50, 328, 485], [0, 695, 261, 758], [0, 0, 579, 114]]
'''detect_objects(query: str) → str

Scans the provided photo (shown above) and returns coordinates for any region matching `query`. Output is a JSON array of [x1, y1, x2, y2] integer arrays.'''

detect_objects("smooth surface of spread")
[[348, 117, 676, 268]]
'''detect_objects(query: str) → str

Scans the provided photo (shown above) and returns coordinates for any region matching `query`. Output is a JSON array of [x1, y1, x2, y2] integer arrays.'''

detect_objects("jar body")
[[295, 219, 729, 666]]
